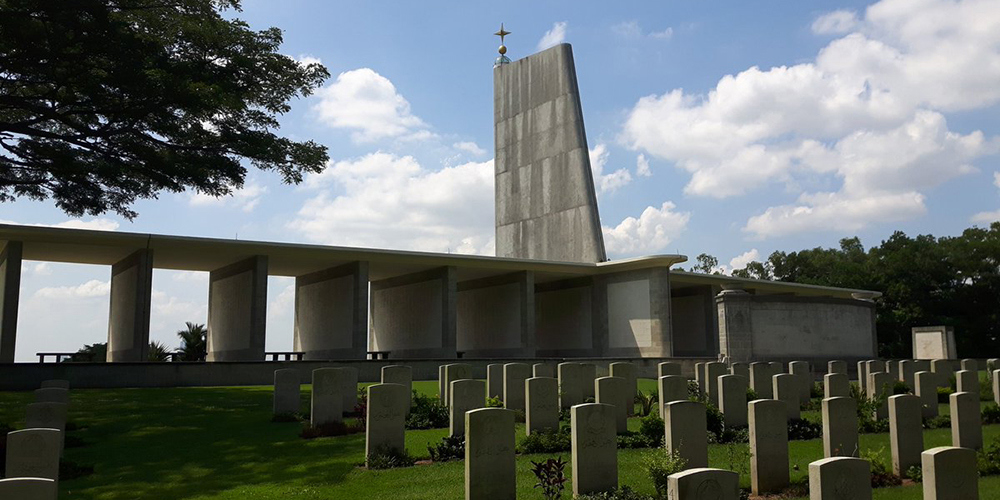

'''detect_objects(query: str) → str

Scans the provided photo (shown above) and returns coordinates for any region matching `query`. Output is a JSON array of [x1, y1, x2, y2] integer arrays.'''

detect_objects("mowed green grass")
[[0, 378, 997, 499]]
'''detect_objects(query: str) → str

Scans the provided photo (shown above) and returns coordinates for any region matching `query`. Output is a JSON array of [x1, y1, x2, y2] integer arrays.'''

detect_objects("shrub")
[[514, 409, 526, 424], [891, 381, 910, 395], [860, 446, 902, 488], [686, 380, 701, 399], [366, 445, 416, 469], [617, 432, 657, 449], [852, 385, 889, 434], [405, 391, 449, 430], [558, 408, 571, 422], [635, 390, 658, 417], [705, 403, 725, 440], [485, 396, 503, 408], [746, 387, 758, 402], [811, 381, 823, 398], [427, 435, 465, 462], [982, 404, 1000, 425], [531, 457, 568, 500], [300, 420, 363, 439], [937, 386, 954, 404], [716, 426, 749, 445], [576, 486, 654, 500], [519, 427, 571, 454], [982, 382, 995, 402], [787, 418, 822, 441], [979, 436, 1000, 476], [924, 415, 951, 429], [644, 448, 687, 498], [638, 413, 664, 444], [905, 465, 923, 482]]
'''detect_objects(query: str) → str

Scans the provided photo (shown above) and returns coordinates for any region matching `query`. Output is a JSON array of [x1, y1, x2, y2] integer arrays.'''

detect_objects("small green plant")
[[531, 457, 568, 500], [923, 414, 951, 429], [405, 391, 449, 430], [852, 384, 889, 433], [982, 403, 1000, 425], [937, 386, 954, 404], [745, 387, 758, 402], [810, 381, 823, 398], [979, 435, 1000, 476], [427, 435, 465, 462], [366, 445, 416, 469], [644, 448, 688, 498], [299, 420, 363, 439], [519, 427, 572, 454], [905, 465, 923, 482], [485, 396, 503, 408], [635, 389, 658, 417], [576, 486, 654, 500], [787, 418, 822, 441], [860, 445, 902, 488], [891, 381, 910, 395], [723, 441, 751, 475]]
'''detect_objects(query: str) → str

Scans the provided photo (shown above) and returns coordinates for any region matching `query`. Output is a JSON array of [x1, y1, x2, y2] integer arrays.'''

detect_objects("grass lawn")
[[0, 378, 996, 499]]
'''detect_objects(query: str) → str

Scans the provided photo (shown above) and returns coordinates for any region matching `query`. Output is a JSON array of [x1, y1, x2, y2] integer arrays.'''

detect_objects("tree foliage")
[[0, 0, 329, 218], [176, 321, 206, 361], [723, 224, 1000, 358]]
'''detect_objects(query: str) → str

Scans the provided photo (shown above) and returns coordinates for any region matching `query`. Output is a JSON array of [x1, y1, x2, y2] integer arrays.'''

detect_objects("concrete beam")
[[0, 241, 22, 363], [457, 271, 535, 358], [106, 249, 154, 362], [294, 262, 369, 360], [207, 256, 267, 361], [370, 266, 456, 358]]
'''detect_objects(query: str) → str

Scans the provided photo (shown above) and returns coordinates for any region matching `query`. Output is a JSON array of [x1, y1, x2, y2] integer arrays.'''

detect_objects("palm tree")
[[147, 341, 171, 362], [176, 322, 207, 361]]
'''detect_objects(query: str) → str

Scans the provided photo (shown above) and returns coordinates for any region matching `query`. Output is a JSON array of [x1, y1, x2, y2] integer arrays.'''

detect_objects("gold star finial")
[[494, 23, 511, 45]]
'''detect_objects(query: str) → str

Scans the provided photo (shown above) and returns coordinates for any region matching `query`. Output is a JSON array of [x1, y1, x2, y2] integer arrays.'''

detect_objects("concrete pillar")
[[293, 262, 368, 359], [207, 256, 268, 361], [456, 271, 534, 358], [0, 241, 22, 363], [370, 266, 457, 358], [716, 288, 752, 362], [106, 249, 154, 362], [601, 268, 673, 357]]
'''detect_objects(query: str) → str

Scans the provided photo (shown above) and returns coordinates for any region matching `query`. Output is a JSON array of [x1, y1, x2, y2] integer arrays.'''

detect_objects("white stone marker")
[[487, 363, 503, 400], [899, 360, 916, 390], [33, 388, 68, 405], [718, 374, 748, 428], [39, 380, 69, 390], [581, 363, 598, 400], [658, 375, 688, 419], [667, 468, 739, 500], [930, 359, 952, 388], [694, 362, 705, 394], [915, 371, 939, 419], [808, 457, 871, 500], [340, 366, 359, 414], [25, 403, 68, 454], [921, 446, 978, 500], [525, 377, 559, 435], [442, 363, 472, 406], [730, 362, 749, 380], [571, 403, 618, 496], [273, 369, 300, 415], [885, 360, 898, 381], [960, 358, 977, 371], [824, 373, 850, 399], [858, 360, 868, 394], [609, 362, 637, 416], [311, 367, 343, 426], [867, 371, 892, 419], [888, 394, 923, 476], [789, 361, 811, 403], [749, 399, 789, 495], [827, 360, 846, 375], [664, 400, 708, 469], [769, 361, 785, 376], [994, 369, 1000, 406], [773, 374, 800, 421], [365, 383, 407, 465], [988, 359, 998, 380], [381, 365, 413, 410], [705, 362, 727, 408], [532, 363, 554, 378], [5, 428, 60, 481], [750, 362, 773, 399], [503, 363, 531, 412], [956, 369, 979, 394], [558, 362, 584, 409], [595, 376, 628, 433], [950, 391, 982, 450], [658, 361, 681, 378], [465, 408, 516, 500], [0, 477, 57, 500], [822, 396, 858, 458], [450, 379, 485, 437]]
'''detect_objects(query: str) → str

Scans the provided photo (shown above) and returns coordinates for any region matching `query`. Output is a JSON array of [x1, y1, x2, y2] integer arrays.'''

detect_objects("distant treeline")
[[690, 222, 1000, 359]]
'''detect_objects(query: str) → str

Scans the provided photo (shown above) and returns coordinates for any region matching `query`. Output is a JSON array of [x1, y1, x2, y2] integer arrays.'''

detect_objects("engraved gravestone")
[[808, 457, 872, 500], [0, 477, 58, 500], [525, 377, 559, 435], [749, 399, 789, 495], [365, 383, 407, 465], [5, 428, 61, 481], [595, 376, 628, 433], [666, 468, 739, 500], [659, 375, 688, 420], [273, 369, 300, 415], [450, 379, 486, 437], [664, 400, 708, 469], [381, 365, 413, 411], [921, 447, 978, 500], [558, 362, 584, 409], [311, 367, 343, 426], [750, 362, 772, 399], [888, 394, 923, 475], [609, 362, 637, 416], [465, 408, 516, 500], [571, 403, 617, 496], [822, 397, 858, 458], [503, 363, 531, 412]]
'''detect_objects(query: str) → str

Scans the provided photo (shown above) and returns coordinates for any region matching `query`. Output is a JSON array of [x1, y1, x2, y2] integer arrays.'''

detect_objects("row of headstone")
[[808, 447, 980, 500], [2, 380, 70, 500]]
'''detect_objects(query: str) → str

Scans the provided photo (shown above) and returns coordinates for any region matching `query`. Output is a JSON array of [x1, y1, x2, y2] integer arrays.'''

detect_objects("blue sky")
[[5, 0, 1000, 360]]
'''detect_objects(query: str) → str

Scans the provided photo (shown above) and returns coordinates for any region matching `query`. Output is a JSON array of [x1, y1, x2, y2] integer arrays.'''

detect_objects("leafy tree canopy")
[[0, 0, 330, 218]]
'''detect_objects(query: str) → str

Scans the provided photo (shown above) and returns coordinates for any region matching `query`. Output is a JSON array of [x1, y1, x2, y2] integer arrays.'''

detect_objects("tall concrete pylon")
[[493, 43, 607, 263]]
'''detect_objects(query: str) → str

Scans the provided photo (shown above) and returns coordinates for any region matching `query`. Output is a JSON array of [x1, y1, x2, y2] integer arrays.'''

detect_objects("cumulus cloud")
[[729, 249, 760, 270], [636, 154, 652, 177], [612, 21, 673, 39], [189, 179, 267, 212], [453, 141, 487, 156], [290, 153, 495, 254], [312, 68, 430, 143], [34, 279, 110, 299], [590, 144, 632, 194], [602, 202, 691, 256], [537, 22, 568, 51], [620, 0, 1000, 238], [29, 262, 52, 276], [970, 172, 1000, 224]]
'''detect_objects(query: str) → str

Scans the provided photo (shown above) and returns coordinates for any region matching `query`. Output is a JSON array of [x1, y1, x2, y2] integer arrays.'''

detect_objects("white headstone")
[[571, 403, 617, 496], [33, 388, 68, 406], [888, 394, 923, 475], [750, 362, 772, 399], [558, 362, 584, 409], [450, 379, 486, 437], [381, 365, 413, 411], [442, 363, 472, 406], [525, 377, 559, 435], [532, 363, 554, 378], [658, 361, 681, 378], [5, 428, 61, 481], [595, 376, 627, 433], [608, 362, 637, 416], [808, 457, 871, 500], [950, 391, 982, 450], [822, 397, 858, 458], [667, 468, 739, 500], [465, 408, 516, 500], [0, 477, 57, 500], [921, 446, 978, 500], [502, 363, 531, 412], [915, 371, 938, 419], [664, 400, 708, 469], [773, 374, 801, 421], [718, 374, 748, 428], [749, 399, 789, 495], [658, 375, 688, 420], [273, 369, 300, 415], [311, 367, 344, 426], [365, 383, 408, 465]]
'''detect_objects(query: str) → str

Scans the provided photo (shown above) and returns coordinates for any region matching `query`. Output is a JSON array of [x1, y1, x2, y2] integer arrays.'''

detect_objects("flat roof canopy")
[[0, 224, 878, 298]]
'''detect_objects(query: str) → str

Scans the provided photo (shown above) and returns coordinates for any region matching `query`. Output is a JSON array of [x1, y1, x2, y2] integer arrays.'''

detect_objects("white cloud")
[[729, 249, 760, 270], [650, 28, 674, 39], [290, 153, 495, 254], [312, 68, 429, 143], [34, 279, 110, 299], [602, 202, 691, 256], [621, 0, 1000, 237], [589, 144, 632, 194], [537, 22, 568, 51], [29, 263, 52, 276], [1, 218, 121, 231], [295, 54, 322, 67], [453, 141, 487, 156], [613, 21, 672, 40], [189, 179, 267, 212], [969, 172, 1000, 224], [269, 284, 295, 318], [636, 154, 652, 177], [812, 10, 859, 34]]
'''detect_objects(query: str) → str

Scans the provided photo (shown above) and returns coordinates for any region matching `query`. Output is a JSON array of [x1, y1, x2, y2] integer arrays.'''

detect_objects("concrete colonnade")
[[206, 256, 268, 361], [369, 266, 457, 358], [0, 241, 22, 363], [107, 249, 154, 362], [293, 262, 369, 359]]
